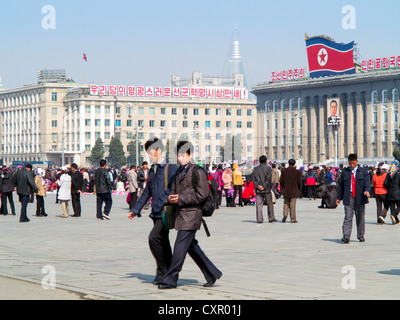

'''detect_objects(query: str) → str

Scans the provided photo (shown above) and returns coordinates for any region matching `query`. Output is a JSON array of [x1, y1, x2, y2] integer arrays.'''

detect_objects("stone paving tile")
[[1, 193, 400, 300]]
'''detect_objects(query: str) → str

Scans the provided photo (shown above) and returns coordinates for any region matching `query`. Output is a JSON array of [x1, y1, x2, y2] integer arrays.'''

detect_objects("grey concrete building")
[[252, 69, 400, 165]]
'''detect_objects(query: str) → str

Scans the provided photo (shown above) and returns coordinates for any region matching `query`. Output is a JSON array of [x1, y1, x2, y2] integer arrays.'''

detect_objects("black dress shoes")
[[203, 280, 216, 287], [341, 237, 349, 244], [158, 284, 177, 289], [358, 237, 365, 242]]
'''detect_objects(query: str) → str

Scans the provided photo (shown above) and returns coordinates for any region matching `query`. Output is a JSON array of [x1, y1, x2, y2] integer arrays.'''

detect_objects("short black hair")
[[25, 163, 32, 169], [288, 159, 296, 166], [259, 155, 267, 164], [177, 140, 194, 155], [130, 165, 135, 169], [71, 163, 78, 169], [144, 137, 164, 152], [142, 161, 148, 166], [99, 159, 107, 167], [348, 153, 358, 161]]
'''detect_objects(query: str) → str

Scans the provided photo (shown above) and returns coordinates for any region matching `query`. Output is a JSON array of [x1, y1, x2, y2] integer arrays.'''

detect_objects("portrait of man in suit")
[[327, 98, 341, 126]]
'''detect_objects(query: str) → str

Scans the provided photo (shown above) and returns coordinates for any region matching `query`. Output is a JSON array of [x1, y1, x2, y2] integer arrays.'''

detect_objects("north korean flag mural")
[[306, 36, 355, 78]]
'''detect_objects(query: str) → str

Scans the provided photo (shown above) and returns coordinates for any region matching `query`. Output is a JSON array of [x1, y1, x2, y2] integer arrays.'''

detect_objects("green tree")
[[127, 138, 142, 166], [109, 136, 126, 169], [88, 138, 105, 166]]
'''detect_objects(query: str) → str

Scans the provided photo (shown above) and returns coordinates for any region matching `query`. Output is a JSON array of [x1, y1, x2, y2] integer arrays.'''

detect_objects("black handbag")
[[161, 164, 176, 230]]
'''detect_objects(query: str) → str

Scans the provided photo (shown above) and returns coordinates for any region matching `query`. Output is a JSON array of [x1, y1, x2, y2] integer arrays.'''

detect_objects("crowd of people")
[[3, 135, 400, 290]]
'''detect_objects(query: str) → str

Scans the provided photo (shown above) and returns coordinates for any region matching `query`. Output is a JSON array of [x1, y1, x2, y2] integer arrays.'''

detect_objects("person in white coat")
[[127, 165, 139, 209], [57, 167, 72, 218]]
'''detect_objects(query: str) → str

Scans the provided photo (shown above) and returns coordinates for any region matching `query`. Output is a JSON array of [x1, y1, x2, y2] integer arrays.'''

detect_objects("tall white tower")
[[222, 26, 251, 91]]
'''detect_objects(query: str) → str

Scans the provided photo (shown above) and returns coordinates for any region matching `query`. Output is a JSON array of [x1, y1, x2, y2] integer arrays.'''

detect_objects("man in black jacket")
[[252, 155, 276, 224], [13, 164, 38, 222], [128, 138, 178, 284], [1, 166, 16, 215], [95, 159, 113, 220], [70, 163, 83, 217]]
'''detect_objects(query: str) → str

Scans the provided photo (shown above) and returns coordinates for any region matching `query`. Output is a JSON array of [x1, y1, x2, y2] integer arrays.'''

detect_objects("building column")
[[79, 101, 85, 152], [355, 92, 365, 158], [309, 96, 318, 163], [346, 93, 355, 155], [318, 95, 327, 163], [303, 97, 310, 163], [376, 91, 383, 157], [365, 91, 373, 158]]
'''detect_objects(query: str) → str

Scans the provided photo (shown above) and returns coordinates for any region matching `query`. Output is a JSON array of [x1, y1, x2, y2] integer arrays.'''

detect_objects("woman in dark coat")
[[384, 160, 400, 224]]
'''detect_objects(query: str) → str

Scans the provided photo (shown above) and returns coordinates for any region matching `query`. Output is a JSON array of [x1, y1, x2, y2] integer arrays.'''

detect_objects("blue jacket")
[[130, 160, 178, 219], [337, 166, 370, 206]]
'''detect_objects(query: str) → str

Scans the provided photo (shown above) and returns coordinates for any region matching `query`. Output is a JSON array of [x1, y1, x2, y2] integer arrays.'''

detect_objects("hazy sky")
[[0, 0, 399, 90]]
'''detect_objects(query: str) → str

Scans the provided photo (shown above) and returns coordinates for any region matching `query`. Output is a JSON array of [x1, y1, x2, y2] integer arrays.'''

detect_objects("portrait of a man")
[[327, 98, 341, 126]]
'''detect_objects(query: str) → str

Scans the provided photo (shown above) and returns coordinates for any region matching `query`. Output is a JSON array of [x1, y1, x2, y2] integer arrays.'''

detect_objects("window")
[[85, 132, 91, 139], [127, 107, 132, 116], [247, 109, 252, 116], [216, 109, 221, 116], [237, 109, 242, 116], [226, 109, 231, 116], [115, 120, 121, 127], [115, 106, 121, 114], [149, 107, 155, 115], [172, 108, 177, 115], [226, 121, 231, 128], [51, 120, 57, 127], [95, 132, 101, 139], [85, 106, 91, 113], [205, 108, 210, 115], [247, 121, 252, 128], [52, 133, 58, 141], [183, 121, 188, 127], [172, 120, 177, 127], [95, 119, 101, 126], [138, 120, 143, 127], [237, 121, 242, 128], [216, 121, 221, 128], [127, 132, 133, 139], [149, 120, 155, 127], [85, 145, 91, 151], [193, 108, 199, 115], [138, 107, 144, 114], [85, 119, 91, 126], [105, 119, 110, 126], [105, 106, 110, 114], [52, 92, 57, 101], [105, 132, 111, 139], [95, 106, 101, 114], [160, 120, 166, 127], [52, 107, 57, 115], [127, 120, 132, 126], [205, 121, 210, 128], [161, 108, 166, 115], [183, 108, 188, 115]]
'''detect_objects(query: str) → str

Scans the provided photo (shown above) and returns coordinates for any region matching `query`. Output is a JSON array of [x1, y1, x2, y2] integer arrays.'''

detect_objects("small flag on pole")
[[83, 53, 87, 62]]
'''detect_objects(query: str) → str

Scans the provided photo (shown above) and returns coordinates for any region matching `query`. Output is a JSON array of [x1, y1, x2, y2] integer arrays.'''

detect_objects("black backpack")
[[192, 165, 219, 236]]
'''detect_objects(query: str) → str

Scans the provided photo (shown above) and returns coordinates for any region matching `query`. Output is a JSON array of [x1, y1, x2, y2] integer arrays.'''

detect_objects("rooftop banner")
[[305, 36, 355, 78]]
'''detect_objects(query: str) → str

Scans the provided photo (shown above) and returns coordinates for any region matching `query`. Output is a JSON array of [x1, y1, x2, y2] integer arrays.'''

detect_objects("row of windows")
[[52, 119, 253, 129]]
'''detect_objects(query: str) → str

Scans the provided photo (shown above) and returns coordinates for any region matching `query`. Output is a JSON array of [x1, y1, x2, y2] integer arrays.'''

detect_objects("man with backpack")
[[157, 140, 222, 289]]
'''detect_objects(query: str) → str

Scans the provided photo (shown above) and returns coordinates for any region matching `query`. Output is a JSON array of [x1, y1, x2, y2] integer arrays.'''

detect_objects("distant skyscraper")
[[223, 27, 251, 91]]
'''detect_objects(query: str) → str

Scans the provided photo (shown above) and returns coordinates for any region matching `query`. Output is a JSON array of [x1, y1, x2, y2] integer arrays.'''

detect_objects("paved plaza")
[[1, 192, 400, 300]]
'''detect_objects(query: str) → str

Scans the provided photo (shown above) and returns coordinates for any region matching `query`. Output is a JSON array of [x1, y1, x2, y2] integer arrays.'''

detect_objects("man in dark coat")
[[0, 166, 16, 215], [252, 155, 276, 223], [12, 164, 38, 222], [70, 163, 83, 217], [94, 159, 113, 220], [337, 154, 370, 243], [128, 138, 178, 285], [279, 159, 302, 223], [157, 140, 222, 289]]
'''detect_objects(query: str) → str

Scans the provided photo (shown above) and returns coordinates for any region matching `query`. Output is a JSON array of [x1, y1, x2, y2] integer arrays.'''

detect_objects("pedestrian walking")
[[127, 165, 139, 209], [0, 166, 16, 215], [137, 161, 150, 209], [58, 167, 71, 218], [70, 163, 83, 217], [222, 166, 234, 207], [158, 140, 222, 289], [34, 171, 47, 217], [337, 154, 371, 243], [95, 159, 113, 220], [373, 164, 389, 223], [232, 163, 244, 207], [279, 159, 302, 223], [128, 138, 178, 284], [383, 160, 400, 225], [252, 155, 276, 224], [12, 164, 38, 222], [304, 166, 318, 200]]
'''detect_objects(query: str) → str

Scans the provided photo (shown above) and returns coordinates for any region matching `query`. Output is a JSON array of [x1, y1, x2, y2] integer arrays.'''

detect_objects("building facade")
[[252, 69, 400, 164], [0, 71, 257, 167]]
